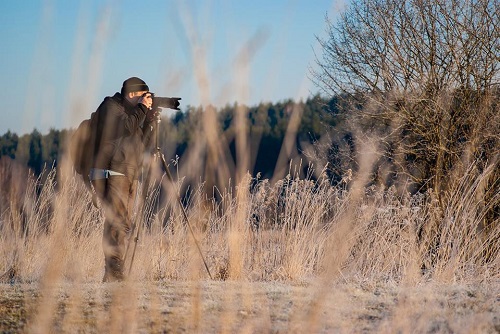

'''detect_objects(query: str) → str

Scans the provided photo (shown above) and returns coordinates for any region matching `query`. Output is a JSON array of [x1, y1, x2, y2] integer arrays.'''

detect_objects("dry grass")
[[0, 155, 498, 333], [0, 280, 498, 333]]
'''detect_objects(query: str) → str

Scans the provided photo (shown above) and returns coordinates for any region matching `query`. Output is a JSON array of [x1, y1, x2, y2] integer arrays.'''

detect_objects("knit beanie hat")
[[121, 77, 149, 95]]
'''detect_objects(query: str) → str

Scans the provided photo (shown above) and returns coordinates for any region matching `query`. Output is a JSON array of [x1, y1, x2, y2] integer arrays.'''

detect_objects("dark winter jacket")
[[89, 92, 155, 181]]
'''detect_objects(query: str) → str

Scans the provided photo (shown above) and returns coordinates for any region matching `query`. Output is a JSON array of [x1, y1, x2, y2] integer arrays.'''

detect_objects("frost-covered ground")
[[1, 280, 499, 333]]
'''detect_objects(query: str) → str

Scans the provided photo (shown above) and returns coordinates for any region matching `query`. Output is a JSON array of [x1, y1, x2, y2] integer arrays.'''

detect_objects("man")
[[88, 77, 158, 282]]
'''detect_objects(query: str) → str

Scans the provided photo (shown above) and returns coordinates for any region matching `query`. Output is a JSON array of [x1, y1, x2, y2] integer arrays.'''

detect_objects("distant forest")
[[0, 95, 341, 181]]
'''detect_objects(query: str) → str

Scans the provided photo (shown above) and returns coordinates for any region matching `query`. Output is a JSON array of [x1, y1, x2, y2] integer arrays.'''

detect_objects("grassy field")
[[0, 156, 498, 333], [1, 280, 498, 333]]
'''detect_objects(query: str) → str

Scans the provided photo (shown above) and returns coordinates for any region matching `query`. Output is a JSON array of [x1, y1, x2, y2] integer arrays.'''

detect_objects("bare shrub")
[[312, 0, 499, 203]]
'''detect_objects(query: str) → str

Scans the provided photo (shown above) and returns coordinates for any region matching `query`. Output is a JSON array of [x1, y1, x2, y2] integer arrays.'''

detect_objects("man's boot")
[[102, 256, 124, 282]]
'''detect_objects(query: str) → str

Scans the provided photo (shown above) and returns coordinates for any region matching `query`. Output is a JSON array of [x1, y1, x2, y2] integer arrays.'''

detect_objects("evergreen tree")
[[28, 129, 43, 175], [0, 131, 18, 159], [42, 128, 61, 166]]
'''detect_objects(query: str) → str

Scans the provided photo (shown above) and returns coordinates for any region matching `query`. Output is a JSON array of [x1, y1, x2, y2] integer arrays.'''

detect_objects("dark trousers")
[[92, 176, 137, 282]]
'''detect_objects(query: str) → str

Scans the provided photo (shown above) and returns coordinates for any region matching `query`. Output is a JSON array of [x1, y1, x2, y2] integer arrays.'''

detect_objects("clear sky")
[[0, 0, 345, 135]]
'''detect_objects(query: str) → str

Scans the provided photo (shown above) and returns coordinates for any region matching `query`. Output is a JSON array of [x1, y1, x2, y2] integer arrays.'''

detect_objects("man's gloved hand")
[[139, 92, 153, 109], [146, 107, 161, 123]]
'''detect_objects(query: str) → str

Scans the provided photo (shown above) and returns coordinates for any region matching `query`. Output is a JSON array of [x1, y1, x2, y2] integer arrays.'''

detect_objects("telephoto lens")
[[152, 97, 182, 110]]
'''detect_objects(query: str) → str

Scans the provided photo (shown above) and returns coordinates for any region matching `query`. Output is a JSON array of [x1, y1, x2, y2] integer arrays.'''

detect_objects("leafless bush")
[[312, 0, 499, 206]]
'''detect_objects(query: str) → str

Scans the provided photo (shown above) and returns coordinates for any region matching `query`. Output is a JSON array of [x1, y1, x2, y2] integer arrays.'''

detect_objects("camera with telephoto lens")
[[143, 92, 182, 110]]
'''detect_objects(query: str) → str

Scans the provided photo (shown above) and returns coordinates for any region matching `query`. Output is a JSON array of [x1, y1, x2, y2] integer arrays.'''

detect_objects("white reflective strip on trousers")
[[89, 168, 125, 180]]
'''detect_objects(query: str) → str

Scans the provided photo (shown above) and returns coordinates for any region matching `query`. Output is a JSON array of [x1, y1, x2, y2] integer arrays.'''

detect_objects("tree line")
[[0, 128, 70, 176], [0, 96, 340, 181]]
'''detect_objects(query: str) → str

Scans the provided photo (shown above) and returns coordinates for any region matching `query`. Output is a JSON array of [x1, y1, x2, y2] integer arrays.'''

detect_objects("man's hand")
[[139, 93, 153, 110], [146, 108, 161, 123]]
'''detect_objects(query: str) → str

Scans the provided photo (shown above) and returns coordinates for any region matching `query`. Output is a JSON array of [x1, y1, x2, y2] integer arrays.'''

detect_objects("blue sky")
[[0, 0, 344, 135]]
